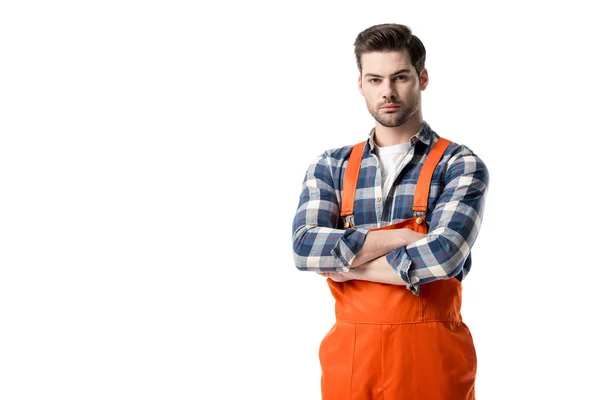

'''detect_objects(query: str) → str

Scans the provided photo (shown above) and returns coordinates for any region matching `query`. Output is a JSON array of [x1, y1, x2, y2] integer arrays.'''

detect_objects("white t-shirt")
[[374, 141, 412, 202]]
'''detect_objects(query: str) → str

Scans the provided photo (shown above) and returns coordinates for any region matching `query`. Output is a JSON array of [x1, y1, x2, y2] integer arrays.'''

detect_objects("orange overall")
[[319, 138, 477, 400]]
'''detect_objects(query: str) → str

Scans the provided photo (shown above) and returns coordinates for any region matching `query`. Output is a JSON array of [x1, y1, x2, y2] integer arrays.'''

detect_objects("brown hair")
[[354, 23, 426, 76]]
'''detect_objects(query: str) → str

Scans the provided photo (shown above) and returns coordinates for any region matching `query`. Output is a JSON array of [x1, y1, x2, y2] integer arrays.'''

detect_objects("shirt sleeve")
[[292, 153, 369, 272], [386, 146, 489, 294]]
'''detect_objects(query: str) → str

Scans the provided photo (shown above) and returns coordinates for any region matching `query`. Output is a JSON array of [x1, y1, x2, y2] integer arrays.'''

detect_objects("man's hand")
[[315, 229, 427, 285], [351, 228, 427, 268], [316, 271, 355, 282], [398, 229, 427, 245]]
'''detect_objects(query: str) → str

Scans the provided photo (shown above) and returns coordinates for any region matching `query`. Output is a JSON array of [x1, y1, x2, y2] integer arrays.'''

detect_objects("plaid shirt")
[[291, 122, 489, 293]]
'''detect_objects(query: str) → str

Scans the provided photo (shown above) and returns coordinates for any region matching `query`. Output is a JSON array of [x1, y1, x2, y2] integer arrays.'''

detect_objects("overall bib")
[[319, 138, 477, 400]]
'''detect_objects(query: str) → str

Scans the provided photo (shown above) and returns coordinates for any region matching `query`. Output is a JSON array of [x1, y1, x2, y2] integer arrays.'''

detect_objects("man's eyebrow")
[[364, 69, 411, 78]]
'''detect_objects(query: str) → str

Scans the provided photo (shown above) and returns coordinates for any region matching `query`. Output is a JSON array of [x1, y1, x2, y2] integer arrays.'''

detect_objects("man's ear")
[[419, 68, 429, 91], [358, 74, 364, 96]]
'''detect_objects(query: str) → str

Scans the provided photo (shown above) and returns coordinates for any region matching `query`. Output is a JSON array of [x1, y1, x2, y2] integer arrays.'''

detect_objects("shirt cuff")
[[386, 249, 421, 295], [330, 227, 369, 271]]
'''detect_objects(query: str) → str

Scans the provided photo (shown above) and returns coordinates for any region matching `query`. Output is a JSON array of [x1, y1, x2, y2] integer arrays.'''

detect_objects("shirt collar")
[[366, 121, 433, 153]]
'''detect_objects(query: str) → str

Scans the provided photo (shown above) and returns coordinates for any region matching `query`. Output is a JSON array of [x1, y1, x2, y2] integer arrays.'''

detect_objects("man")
[[292, 23, 489, 399]]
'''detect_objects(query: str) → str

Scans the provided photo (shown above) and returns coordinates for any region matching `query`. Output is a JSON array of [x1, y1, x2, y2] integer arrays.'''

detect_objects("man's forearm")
[[351, 255, 407, 285], [350, 229, 425, 268]]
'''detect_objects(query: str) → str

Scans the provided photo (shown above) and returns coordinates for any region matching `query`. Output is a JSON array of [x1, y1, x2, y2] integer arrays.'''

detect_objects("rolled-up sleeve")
[[386, 146, 489, 294], [292, 153, 369, 271]]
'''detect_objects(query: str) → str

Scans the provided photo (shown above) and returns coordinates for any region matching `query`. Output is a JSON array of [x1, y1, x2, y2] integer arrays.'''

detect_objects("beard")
[[367, 95, 420, 128]]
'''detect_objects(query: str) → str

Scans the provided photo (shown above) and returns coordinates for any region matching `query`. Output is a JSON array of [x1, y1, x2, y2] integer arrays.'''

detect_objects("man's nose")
[[381, 80, 396, 101]]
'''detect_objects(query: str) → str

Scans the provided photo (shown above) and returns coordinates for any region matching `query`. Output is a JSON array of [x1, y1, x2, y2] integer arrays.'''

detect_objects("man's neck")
[[373, 115, 424, 147]]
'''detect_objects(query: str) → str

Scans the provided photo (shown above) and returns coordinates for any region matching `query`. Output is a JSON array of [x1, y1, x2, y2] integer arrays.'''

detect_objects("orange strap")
[[341, 137, 452, 220], [340, 141, 366, 217], [412, 137, 451, 213]]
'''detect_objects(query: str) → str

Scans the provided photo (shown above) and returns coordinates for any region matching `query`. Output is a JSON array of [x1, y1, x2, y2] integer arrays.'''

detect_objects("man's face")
[[358, 49, 428, 128]]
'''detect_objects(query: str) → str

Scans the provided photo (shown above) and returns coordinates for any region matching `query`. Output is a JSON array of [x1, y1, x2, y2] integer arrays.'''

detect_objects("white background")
[[1, 1, 599, 399]]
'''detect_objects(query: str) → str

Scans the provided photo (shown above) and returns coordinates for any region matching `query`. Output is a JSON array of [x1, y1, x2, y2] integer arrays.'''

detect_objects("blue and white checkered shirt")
[[291, 122, 489, 293]]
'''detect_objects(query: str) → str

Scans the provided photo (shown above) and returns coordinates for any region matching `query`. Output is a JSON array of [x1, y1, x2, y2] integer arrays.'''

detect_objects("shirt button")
[[376, 197, 381, 202]]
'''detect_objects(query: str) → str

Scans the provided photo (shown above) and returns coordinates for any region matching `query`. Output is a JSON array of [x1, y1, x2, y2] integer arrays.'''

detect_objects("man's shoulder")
[[438, 138, 489, 183], [443, 140, 486, 164], [315, 141, 364, 164], [426, 126, 487, 175], [324, 142, 361, 159], [429, 128, 484, 164]]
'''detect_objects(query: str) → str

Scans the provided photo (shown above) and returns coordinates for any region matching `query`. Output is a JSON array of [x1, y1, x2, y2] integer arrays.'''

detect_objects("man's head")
[[354, 24, 428, 129], [354, 24, 426, 77]]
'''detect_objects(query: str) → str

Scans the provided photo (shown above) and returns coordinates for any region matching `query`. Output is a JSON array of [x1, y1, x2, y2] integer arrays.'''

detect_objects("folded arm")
[[385, 147, 489, 294], [292, 153, 367, 271], [292, 153, 418, 271], [318, 251, 422, 285], [294, 144, 489, 294], [319, 148, 488, 290]]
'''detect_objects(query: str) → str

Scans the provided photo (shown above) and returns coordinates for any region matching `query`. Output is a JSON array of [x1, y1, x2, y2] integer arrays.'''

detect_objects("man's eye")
[[395, 76, 408, 81], [369, 78, 380, 83]]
